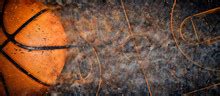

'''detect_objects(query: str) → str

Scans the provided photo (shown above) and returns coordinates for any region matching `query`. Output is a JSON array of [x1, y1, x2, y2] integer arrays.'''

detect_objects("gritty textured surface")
[[43, 0, 220, 95]]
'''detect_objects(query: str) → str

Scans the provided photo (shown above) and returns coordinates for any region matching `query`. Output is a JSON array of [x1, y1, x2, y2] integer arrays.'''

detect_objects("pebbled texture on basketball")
[[0, 0, 67, 95]]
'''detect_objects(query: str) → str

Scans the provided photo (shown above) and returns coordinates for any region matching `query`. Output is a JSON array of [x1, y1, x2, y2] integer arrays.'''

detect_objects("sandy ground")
[[45, 0, 220, 95], [1, 0, 220, 95]]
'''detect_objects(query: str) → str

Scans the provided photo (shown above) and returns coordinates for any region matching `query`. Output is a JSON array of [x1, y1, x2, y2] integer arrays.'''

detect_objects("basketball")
[[0, 0, 67, 95]]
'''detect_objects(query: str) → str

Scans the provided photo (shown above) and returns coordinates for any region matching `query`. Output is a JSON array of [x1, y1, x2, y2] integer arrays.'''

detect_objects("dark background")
[[1, 0, 220, 95]]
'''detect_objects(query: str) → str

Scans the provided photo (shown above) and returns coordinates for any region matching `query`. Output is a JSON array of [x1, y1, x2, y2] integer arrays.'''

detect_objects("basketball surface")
[[0, 0, 67, 95]]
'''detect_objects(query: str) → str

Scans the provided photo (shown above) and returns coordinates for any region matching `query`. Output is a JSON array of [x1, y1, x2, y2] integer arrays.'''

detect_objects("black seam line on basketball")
[[0, 73, 9, 96], [0, 8, 51, 86], [11, 9, 48, 38], [0, 50, 51, 86], [1, 8, 48, 40], [0, 39, 10, 50], [1, 9, 48, 40], [11, 39, 78, 51], [0, 8, 48, 49], [0, 6, 76, 88], [1, 0, 77, 51], [1, 8, 78, 51]]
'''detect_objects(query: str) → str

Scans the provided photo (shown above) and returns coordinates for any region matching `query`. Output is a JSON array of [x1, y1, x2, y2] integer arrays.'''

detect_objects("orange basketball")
[[0, 0, 67, 95]]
